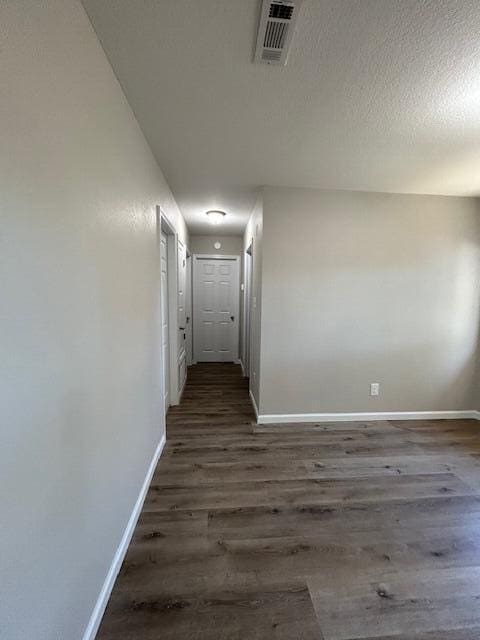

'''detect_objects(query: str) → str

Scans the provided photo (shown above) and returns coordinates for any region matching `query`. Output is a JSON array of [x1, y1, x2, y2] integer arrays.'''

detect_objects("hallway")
[[97, 364, 480, 639], [7, 4, 480, 639]]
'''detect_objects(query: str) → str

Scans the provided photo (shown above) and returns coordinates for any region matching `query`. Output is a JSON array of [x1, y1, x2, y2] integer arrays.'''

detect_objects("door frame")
[[177, 237, 188, 402], [192, 254, 241, 364], [185, 251, 193, 366], [158, 207, 182, 407], [243, 244, 253, 377], [160, 229, 170, 412]]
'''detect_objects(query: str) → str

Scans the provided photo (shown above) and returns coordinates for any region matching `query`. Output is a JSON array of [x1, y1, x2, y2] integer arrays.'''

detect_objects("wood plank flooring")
[[96, 363, 480, 640]]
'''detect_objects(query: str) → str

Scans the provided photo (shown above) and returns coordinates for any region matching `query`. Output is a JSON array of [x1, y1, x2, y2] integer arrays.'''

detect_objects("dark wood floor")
[[97, 363, 480, 639]]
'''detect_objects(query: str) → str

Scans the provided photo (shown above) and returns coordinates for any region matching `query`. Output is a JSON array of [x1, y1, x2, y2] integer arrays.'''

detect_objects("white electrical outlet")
[[370, 383, 380, 396]]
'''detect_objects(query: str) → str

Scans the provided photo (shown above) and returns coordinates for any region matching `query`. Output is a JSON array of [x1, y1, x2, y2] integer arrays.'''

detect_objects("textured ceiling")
[[83, 0, 480, 234]]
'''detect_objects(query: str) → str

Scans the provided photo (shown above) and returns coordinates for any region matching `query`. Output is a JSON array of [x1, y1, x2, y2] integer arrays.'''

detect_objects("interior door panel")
[[193, 257, 239, 362]]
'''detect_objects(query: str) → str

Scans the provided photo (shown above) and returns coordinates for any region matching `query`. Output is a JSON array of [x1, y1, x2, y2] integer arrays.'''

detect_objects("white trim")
[[193, 253, 240, 261], [175, 237, 187, 405], [249, 389, 259, 420], [239, 359, 246, 377], [185, 253, 193, 366], [192, 254, 240, 362], [160, 210, 180, 406], [82, 434, 166, 640], [257, 410, 480, 425], [242, 246, 252, 378]]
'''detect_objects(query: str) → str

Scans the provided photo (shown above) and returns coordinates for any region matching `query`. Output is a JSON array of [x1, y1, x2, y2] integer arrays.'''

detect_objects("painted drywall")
[[242, 196, 263, 409], [190, 235, 242, 256], [0, 2, 187, 639], [259, 187, 480, 416]]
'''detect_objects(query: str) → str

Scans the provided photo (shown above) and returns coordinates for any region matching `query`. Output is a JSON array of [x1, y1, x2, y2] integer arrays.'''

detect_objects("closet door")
[[193, 256, 240, 362], [177, 239, 187, 392], [160, 232, 170, 411]]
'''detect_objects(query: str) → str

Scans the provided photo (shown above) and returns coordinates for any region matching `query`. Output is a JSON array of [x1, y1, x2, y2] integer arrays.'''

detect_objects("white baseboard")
[[82, 433, 166, 640], [238, 359, 246, 377], [257, 410, 480, 425], [249, 389, 259, 421]]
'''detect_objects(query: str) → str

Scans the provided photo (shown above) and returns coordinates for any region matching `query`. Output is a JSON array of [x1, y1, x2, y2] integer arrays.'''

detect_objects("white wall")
[[0, 2, 187, 639], [242, 196, 263, 409], [190, 235, 242, 255], [259, 187, 480, 416]]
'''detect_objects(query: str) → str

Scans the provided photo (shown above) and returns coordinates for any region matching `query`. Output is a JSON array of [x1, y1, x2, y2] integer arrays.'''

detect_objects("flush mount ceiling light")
[[206, 210, 226, 225]]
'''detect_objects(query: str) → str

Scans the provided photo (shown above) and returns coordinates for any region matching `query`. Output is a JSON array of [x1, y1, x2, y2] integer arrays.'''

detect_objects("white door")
[[160, 232, 170, 411], [185, 254, 193, 365], [244, 249, 252, 376], [193, 256, 240, 362], [177, 240, 187, 392]]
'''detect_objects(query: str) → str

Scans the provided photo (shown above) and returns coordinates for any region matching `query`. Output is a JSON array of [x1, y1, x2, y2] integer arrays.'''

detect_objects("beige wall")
[[259, 187, 480, 416], [0, 2, 187, 639], [242, 196, 263, 409], [190, 235, 242, 255]]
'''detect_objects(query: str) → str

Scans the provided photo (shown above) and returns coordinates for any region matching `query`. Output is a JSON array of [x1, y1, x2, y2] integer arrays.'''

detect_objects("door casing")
[[160, 230, 170, 412], [185, 253, 193, 366], [158, 207, 186, 407], [192, 254, 240, 363], [177, 238, 188, 399], [243, 245, 253, 377]]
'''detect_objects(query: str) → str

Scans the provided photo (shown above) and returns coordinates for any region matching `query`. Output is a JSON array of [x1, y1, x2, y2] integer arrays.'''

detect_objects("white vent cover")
[[254, 0, 303, 66]]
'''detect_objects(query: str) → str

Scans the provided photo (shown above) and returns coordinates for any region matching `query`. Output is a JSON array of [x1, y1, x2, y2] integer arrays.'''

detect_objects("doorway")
[[160, 231, 170, 412], [185, 253, 193, 365], [177, 238, 187, 396], [193, 255, 240, 362], [158, 207, 187, 412], [243, 244, 253, 376]]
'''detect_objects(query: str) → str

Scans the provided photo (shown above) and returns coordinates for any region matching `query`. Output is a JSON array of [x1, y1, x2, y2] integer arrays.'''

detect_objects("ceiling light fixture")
[[206, 210, 226, 225]]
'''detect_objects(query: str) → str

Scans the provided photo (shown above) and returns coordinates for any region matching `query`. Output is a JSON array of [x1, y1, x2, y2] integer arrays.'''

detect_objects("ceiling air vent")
[[254, 0, 303, 66]]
